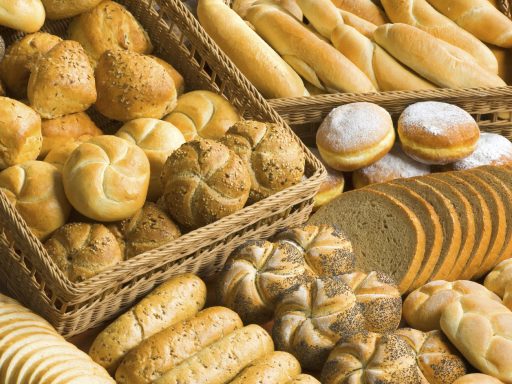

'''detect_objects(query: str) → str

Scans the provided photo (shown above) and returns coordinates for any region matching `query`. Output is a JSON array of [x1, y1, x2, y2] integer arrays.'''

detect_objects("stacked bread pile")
[[196, 0, 512, 98], [0, 0, 305, 283]]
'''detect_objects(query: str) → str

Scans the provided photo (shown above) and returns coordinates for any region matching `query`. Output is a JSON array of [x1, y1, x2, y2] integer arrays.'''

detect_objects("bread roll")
[[41, 112, 102, 157], [164, 90, 240, 141], [44, 141, 82, 171], [28, 40, 97, 119], [230, 351, 302, 384], [0, 97, 42, 169], [339, 10, 378, 38], [41, 0, 102, 19], [62, 135, 150, 222], [68, 0, 153, 66], [44, 223, 123, 282], [246, 4, 376, 93], [373, 23, 506, 89], [89, 274, 207, 373], [116, 118, 185, 201], [95, 50, 177, 121], [331, 0, 389, 25], [232, 0, 303, 19], [149, 56, 185, 95], [485, 258, 512, 297], [115, 307, 243, 384], [295, 0, 342, 39], [380, 0, 499, 73], [197, 0, 306, 98], [160, 139, 250, 229], [0, 32, 62, 98], [0, 0, 45, 32], [292, 375, 321, 383], [0, 161, 70, 240], [453, 374, 505, 384], [222, 120, 305, 203]]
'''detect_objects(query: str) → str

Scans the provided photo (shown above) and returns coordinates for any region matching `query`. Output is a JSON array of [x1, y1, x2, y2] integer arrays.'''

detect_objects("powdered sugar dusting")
[[451, 132, 512, 170], [317, 103, 393, 152]]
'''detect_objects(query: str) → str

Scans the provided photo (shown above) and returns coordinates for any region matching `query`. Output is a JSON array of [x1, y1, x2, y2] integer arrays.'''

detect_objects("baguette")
[[197, 0, 306, 98], [380, 0, 499, 73], [427, 0, 512, 47], [373, 23, 506, 89], [232, 0, 303, 19], [331, 0, 389, 25], [246, 4, 376, 93], [295, 0, 342, 39], [339, 10, 378, 38]]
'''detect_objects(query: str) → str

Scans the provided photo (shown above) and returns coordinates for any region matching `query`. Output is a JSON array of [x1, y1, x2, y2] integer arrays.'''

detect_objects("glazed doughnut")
[[444, 132, 512, 171], [316, 102, 395, 171], [398, 102, 480, 165], [308, 147, 345, 210], [353, 144, 431, 189]]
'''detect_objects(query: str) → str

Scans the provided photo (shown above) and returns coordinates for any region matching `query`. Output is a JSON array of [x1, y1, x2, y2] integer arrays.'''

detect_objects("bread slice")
[[421, 174, 475, 281], [308, 189, 426, 293], [366, 183, 442, 290]]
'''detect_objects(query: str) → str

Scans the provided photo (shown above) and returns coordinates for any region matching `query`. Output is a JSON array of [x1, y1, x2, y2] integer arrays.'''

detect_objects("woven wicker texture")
[[0, 0, 325, 337]]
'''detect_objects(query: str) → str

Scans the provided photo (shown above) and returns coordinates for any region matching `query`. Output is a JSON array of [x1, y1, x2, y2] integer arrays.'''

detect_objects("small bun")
[[41, 0, 103, 19], [0, 0, 45, 33], [316, 102, 395, 171], [398, 102, 480, 165], [44, 141, 82, 171], [164, 90, 240, 141], [95, 50, 177, 121], [0, 32, 62, 99], [68, 0, 153, 66], [63, 135, 150, 222], [28, 40, 97, 119], [161, 139, 250, 229], [116, 118, 185, 201], [44, 222, 123, 282], [0, 97, 42, 169], [0, 161, 71, 240], [453, 374, 505, 384], [149, 56, 185, 96], [222, 120, 305, 203]]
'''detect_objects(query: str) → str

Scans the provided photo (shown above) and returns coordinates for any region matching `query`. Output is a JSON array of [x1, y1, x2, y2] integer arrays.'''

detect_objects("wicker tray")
[[0, 0, 325, 337]]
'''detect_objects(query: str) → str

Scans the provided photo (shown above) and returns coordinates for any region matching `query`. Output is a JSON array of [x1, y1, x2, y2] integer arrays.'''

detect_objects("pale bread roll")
[[0, 0, 45, 32], [339, 10, 378, 38], [149, 56, 185, 96], [44, 141, 83, 171], [331, 0, 389, 25], [485, 258, 512, 297], [89, 274, 207, 374], [232, 0, 302, 19], [230, 351, 301, 384], [453, 374, 505, 384], [198, 0, 306, 98], [295, 0, 342, 39], [41, 0, 102, 19]]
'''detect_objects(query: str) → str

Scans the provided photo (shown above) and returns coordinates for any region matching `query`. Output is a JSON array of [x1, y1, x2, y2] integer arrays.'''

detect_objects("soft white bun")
[[41, 0, 102, 19], [0, 0, 45, 32]]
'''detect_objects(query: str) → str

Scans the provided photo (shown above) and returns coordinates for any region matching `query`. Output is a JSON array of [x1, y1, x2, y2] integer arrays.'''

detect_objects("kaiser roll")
[[44, 222, 123, 282], [62, 135, 150, 222], [222, 120, 305, 203], [160, 139, 250, 229], [0, 161, 71, 240], [0, 0, 45, 33], [163, 90, 240, 141], [0, 97, 42, 169], [28, 40, 97, 119], [41, 0, 103, 19], [149, 56, 185, 96], [95, 49, 177, 121], [116, 118, 185, 201]]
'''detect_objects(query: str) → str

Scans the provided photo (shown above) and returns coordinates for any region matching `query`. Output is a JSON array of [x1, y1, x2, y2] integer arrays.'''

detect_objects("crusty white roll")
[[331, 0, 389, 25], [339, 10, 378, 38], [245, 4, 376, 93], [62, 135, 150, 222], [0, 161, 71, 240], [453, 374, 505, 384], [116, 118, 185, 201], [197, 0, 306, 98], [41, 0, 102, 19], [373, 23, 506, 89], [0, 0, 45, 32], [233, 0, 303, 19], [295, 0, 342, 39], [380, 0, 499, 73]]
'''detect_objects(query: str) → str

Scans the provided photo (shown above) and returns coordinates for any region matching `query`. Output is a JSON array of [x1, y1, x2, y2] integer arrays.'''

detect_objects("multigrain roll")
[[164, 91, 240, 141], [68, 0, 153, 66], [149, 55, 185, 96], [0, 32, 62, 99], [0, 161, 71, 240], [44, 223, 123, 282], [316, 102, 395, 171], [0, 0, 45, 32], [222, 120, 305, 203], [41, 0, 102, 19], [398, 102, 480, 165], [95, 49, 177, 121]]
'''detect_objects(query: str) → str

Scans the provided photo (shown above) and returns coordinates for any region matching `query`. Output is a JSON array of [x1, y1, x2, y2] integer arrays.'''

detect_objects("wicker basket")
[[0, 0, 325, 337]]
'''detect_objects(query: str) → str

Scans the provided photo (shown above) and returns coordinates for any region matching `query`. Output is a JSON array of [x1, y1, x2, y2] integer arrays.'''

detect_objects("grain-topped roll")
[[0, 0, 45, 32]]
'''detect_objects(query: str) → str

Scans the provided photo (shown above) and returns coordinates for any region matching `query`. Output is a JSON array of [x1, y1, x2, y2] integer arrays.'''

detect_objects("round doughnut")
[[308, 148, 345, 210], [353, 144, 431, 189], [398, 101, 480, 165], [316, 102, 395, 172]]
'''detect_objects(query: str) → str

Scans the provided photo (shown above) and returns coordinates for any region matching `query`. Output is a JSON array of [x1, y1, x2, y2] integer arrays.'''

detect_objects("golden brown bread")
[[339, 10, 378, 38], [62, 135, 150, 222], [308, 148, 345, 210], [0, 97, 42, 169], [43, 141, 82, 171], [222, 120, 305, 203], [95, 49, 177, 121], [331, 0, 389, 25], [295, 0, 342, 39], [68, 0, 153, 66], [41, 0, 102, 19], [44, 223, 123, 282], [0, 160, 70, 240], [485, 258, 512, 298], [453, 374, 505, 384], [232, 0, 303, 19], [229, 351, 302, 384], [0, 32, 62, 99], [160, 139, 250, 229], [149, 56, 185, 96], [89, 274, 207, 374], [28, 40, 97, 119], [0, 0, 45, 32]]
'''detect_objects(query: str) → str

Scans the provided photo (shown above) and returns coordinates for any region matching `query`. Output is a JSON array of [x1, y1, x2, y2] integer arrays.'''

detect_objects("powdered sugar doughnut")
[[353, 144, 430, 188], [316, 102, 395, 171], [398, 101, 480, 165], [444, 132, 512, 171]]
